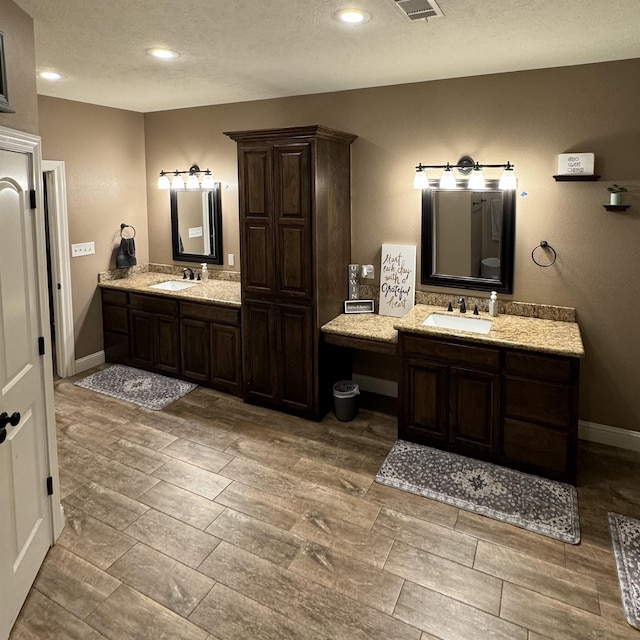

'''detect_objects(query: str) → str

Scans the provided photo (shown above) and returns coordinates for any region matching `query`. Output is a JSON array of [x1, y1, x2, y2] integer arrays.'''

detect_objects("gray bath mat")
[[376, 440, 580, 544], [75, 365, 197, 410], [609, 512, 640, 630]]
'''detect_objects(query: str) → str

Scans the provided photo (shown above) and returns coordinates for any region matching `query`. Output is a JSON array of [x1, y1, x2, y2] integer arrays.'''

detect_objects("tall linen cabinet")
[[225, 126, 357, 420]]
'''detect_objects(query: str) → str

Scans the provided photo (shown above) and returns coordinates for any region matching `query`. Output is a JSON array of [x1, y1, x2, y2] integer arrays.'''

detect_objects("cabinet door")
[[154, 315, 180, 375], [400, 358, 448, 444], [239, 146, 275, 296], [242, 300, 278, 402], [274, 144, 312, 300], [210, 323, 242, 395], [130, 309, 154, 370], [277, 303, 314, 412], [449, 367, 500, 453], [181, 318, 210, 383]]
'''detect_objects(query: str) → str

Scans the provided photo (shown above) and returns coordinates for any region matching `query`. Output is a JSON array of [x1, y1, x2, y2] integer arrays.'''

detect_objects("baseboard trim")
[[74, 350, 105, 374], [579, 420, 640, 452], [352, 374, 398, 398]]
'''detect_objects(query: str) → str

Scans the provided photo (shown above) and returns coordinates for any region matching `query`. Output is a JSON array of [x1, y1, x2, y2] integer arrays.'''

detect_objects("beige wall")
[[0, 0, 38, 134], [38, 96, 148, 359], [145, 59, 640, 432]]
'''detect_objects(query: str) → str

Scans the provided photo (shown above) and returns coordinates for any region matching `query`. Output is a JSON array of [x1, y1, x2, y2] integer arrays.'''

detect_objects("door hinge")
[[29, 189, 37, 209], [46, 476, 54, 496], [38, 336, 45, 355]]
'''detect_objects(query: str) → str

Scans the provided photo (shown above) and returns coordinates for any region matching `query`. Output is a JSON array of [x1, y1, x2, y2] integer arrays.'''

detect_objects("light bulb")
[[186, 173, 200, 190], [468, 168, 485, 190], [157, 173, 171, 190], [172, 173, 185, 190], [439, 168, 456, 189], [499, 167, 517, 190], [201, 172, 215, 189], [413, 168, 429, 190]]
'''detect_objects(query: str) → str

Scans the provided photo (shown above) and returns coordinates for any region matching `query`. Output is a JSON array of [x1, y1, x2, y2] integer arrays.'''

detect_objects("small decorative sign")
[[344, 299, 374, 314], [378, 243, 416, 318], [557, 153, 594, 176], [348, 264, 359, 300]]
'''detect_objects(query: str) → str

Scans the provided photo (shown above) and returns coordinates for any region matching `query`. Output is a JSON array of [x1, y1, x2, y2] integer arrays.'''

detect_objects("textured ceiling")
[[15, 0, 640, 113]]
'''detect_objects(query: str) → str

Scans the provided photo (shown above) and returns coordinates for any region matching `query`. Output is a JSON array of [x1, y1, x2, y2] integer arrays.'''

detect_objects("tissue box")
[[557, 153, 594, 176]]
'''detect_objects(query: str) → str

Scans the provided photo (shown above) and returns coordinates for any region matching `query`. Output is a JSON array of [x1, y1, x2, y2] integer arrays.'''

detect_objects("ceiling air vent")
[[393, 0, 444, 21]]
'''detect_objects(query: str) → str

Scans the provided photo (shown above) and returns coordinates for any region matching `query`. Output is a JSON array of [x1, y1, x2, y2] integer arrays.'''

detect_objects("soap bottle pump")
[[489, 291, 498, 317], [200, 263, 209, 282]]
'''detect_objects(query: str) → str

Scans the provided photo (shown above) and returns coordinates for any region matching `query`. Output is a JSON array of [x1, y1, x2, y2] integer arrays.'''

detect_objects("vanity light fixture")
[[158, 164, 215, 190], [413, 157, 516, 190]]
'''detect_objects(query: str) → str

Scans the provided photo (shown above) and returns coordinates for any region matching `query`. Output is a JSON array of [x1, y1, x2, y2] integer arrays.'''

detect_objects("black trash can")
[[333, 380, 360, 422]]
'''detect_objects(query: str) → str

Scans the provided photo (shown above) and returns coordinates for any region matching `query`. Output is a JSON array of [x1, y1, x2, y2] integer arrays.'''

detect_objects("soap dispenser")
[[200, 263, 209, 282], [489, 291, 498, 317]]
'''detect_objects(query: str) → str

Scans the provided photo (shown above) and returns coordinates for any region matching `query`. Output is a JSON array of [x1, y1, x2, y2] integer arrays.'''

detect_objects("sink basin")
[[149, 280, 198, 292], [422, 313, 492, 334]]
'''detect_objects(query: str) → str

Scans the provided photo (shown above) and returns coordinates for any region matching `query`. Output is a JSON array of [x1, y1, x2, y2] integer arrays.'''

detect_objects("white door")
[[0, 149, 53, 639]]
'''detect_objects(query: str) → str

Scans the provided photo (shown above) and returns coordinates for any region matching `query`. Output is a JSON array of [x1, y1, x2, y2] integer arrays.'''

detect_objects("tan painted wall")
[[145, 59, 640, 432], [38, 96, 148, 359], [0, 1, 38, 134]]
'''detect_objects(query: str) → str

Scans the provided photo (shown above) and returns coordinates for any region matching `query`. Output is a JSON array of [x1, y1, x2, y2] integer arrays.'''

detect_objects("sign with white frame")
[[557, 153, 594, 175], [378, 243, 416, 317]]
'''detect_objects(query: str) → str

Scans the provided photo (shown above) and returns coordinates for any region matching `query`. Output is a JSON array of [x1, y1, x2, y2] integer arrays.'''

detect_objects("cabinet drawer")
[[101, 288, 128, 306], [504, 376, 571, 428], [504, 350, 575, 383], [402, 335, 500, 372], [180, 301, 240, 325], [103, 304, 129, 333], [503, 419, 568, 477], [130, 293, 177, 316]]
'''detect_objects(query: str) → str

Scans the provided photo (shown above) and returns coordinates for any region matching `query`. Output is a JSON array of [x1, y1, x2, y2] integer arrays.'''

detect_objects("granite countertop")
[[322, 304, 584, 358], [98, 271, 241, 307]]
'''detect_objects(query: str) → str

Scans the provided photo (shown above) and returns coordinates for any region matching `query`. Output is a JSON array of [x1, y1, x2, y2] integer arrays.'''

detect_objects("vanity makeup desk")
[[322, 302, 584, 484]]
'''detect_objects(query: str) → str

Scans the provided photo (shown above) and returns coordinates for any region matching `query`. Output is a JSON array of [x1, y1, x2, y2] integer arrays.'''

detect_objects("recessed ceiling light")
[[334, 8, 371, 24], [146, 48, 180, 60], [39, 71, 62, 81]]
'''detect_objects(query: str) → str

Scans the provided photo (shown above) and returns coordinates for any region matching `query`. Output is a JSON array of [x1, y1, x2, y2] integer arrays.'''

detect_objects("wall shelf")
[[553, 175, 601, 182], [603, 204, 630, 212]]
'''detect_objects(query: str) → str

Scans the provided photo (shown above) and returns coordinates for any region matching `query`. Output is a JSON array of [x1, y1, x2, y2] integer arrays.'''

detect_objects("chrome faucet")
[[182, 267, 195, 280], [458, 297, 466, 313]]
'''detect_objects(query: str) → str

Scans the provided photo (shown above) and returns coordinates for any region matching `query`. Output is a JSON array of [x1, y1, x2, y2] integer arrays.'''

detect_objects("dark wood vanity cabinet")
[[100, 289, 242, 396], [226, 125, 356, 420], [179, 301, 242, 396], [399, 332, 579, 484], [130, 294, 180, 375]]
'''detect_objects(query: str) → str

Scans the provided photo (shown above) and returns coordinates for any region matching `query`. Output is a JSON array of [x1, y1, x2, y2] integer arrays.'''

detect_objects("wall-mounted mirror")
[[170, 184, 223, 264], [421, 180, 515, 293]]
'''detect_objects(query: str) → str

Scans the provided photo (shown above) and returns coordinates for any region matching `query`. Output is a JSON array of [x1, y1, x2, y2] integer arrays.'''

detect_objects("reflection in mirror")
[[421, 180, 515, 293], [170, 184, 223, 264]]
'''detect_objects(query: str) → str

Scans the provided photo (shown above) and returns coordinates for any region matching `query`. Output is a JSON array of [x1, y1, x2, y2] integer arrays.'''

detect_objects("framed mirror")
[[421, 180, 515, 293], [170, 184, 223, 264]]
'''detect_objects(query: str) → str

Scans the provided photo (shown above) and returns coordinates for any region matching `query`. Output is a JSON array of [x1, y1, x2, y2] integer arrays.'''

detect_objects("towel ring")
[[120, 223, 136, 239], [531, 241, 556, 267]]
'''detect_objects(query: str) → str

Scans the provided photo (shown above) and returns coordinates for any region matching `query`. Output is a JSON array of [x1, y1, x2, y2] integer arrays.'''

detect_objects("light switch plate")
[[71, 241, 95, 257], [228, 253, 235, 266]]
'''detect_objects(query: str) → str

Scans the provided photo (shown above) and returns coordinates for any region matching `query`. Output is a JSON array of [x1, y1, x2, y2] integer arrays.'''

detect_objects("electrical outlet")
[[361, 264, 375, 279], [228, 253, 235, 267], [71, 241, 95, 257]]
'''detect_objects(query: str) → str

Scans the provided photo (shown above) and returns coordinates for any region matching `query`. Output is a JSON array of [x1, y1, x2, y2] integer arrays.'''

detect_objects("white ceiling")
[[15, 0, 640, 113]]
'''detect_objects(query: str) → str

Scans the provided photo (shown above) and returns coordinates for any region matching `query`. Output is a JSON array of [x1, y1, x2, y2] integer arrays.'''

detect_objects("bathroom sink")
[[149, 280, 198, 291], [422, 313, 492, 334]]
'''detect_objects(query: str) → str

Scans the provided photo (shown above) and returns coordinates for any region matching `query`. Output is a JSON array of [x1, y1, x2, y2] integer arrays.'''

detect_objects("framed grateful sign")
[[378, 243, 416, 317], [0, 32, 13, 114]]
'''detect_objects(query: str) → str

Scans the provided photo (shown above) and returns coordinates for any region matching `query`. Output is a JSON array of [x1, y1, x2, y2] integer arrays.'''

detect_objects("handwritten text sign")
[[378, 244, 416, 317]]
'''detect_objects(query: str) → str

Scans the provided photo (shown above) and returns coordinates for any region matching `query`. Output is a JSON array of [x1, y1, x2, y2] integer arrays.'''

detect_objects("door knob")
[[0, 411, 21, 429]]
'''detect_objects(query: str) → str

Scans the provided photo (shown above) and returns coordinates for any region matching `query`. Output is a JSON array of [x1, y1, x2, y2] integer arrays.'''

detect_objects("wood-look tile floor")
[[10, 368, 640, 639]]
